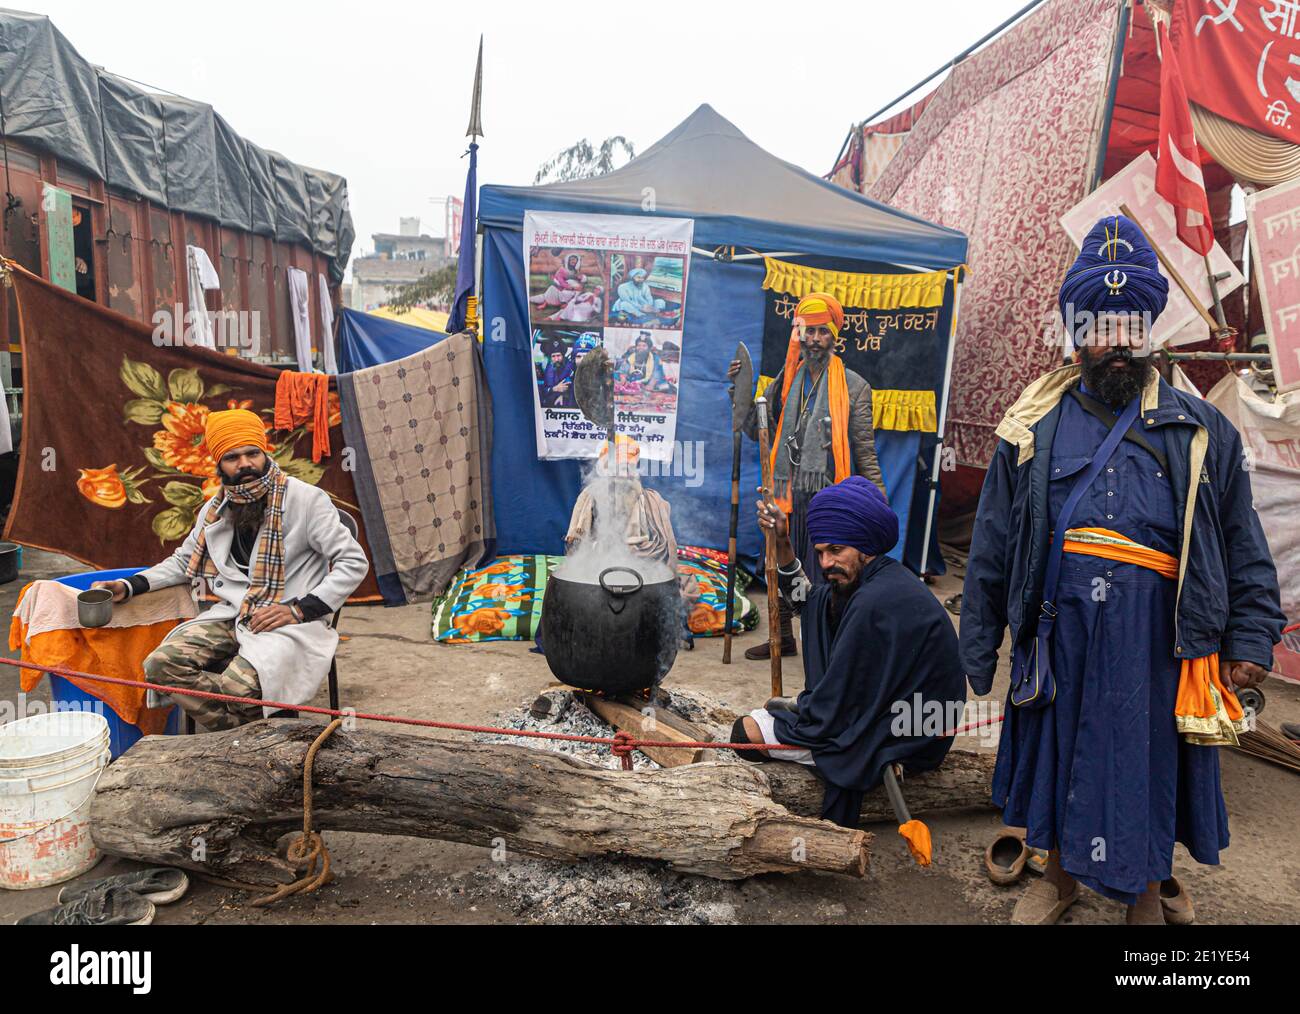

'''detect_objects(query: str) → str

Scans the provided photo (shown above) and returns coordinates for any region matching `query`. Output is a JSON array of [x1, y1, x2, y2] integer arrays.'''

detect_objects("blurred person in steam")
[[731, 476, 964, 829], [729, 292, 886, 660], [564, 435, 700, 642], [961, 215, 1283, 924]]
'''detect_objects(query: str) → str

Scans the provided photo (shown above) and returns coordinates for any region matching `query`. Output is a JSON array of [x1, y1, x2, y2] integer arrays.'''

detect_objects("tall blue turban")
[[1058, 215, 1169, 341], [805, 476, 899, 558]]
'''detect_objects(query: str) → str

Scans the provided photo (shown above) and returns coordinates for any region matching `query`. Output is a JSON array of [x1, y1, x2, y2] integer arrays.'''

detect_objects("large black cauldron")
[[540, 566, 680, 695]]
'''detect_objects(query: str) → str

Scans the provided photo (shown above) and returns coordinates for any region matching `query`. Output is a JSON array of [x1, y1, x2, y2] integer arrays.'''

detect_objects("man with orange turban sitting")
[[94, 409, 368, 730], [729, 292, 886, 659]]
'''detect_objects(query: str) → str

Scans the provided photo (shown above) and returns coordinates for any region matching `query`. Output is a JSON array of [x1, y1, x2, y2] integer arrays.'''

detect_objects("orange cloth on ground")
[[10, 588, 182, 735], [274, 371, 331, 463], [1062, 528, 1246, 746], [898, 819, 933, 867], [205, 408, 271, 463]]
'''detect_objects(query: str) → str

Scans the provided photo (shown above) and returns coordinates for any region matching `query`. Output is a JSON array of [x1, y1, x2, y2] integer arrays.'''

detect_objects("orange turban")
[[598, 434, 641, 475], [793, 293, 844, 338], [205, 409, 271, 464]]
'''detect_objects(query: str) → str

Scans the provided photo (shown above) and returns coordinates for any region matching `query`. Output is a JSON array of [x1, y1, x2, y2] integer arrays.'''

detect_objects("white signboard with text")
[[523, 211, 694, 462]]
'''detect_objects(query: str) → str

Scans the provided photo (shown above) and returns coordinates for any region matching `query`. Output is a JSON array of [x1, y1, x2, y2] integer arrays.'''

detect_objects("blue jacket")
[[961, 366, 1284, 695]]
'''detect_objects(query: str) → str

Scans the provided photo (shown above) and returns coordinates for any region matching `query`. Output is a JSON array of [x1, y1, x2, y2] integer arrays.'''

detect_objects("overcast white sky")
[[31, 0, 1032, 273]]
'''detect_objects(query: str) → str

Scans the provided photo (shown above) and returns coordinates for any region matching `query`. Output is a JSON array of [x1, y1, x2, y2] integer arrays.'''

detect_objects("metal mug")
[[77, 588, 114, 629]]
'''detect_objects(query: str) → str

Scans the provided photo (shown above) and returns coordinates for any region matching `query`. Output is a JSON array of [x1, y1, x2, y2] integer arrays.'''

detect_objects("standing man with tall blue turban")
[[961, 216, 1284, 924], [731, 476, 966, 830]]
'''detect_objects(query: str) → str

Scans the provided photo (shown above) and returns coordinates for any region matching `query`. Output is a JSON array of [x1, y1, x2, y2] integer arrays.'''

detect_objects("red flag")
[[1156, 21, 1214, 256]]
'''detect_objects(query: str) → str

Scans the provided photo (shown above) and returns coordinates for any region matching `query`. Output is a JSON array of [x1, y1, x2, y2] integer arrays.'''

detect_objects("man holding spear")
[[729, 476, 965, 829], [729, 292, 886, 660]]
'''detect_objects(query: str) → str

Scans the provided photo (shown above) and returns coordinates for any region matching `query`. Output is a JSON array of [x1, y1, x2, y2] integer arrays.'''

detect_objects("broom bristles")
[[1232, 720, 1300, 774]]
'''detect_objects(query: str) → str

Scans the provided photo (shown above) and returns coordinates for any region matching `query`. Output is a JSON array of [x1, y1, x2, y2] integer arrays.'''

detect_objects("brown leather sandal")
[[1160, 876, 1195, 926], [985, 830, 1029, 886], [1011, 877, 1080, 925]]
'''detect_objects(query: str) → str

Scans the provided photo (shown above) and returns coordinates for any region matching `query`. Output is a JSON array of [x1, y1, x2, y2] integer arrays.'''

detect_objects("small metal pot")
[[77, 588, 114, 629]]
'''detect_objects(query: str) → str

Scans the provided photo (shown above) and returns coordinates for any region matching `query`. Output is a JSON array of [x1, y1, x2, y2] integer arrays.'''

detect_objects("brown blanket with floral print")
[[3, 263, 381, 602]]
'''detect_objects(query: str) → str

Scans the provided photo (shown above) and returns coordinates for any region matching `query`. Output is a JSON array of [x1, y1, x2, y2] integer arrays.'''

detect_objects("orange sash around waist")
[[1062, 528, 1247, 747]]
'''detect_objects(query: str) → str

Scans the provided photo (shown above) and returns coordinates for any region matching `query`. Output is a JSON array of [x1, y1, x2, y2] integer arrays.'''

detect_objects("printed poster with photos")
[[523, 211, 694, 462]]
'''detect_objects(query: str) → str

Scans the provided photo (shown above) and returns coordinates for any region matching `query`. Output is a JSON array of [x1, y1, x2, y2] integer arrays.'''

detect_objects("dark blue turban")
[[805, 476, 899, 558], [1058, 215, 1169, 339]]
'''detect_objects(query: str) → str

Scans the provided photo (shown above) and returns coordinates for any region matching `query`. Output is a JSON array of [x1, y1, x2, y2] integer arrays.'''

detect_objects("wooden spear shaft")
[[755, 396, 783, 699], [1119, 203, 1221, 333]]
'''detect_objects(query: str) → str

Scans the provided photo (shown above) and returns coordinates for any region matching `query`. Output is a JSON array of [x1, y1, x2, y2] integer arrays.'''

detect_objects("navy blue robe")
[[771, 556, 966, 828], [992, 395, 1230, 905]]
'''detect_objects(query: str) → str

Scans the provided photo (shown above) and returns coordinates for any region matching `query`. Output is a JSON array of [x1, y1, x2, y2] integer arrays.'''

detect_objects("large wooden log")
[[89, 720, 870, 886], [761, 750, 998, 823], [649, 687, 998, 824]]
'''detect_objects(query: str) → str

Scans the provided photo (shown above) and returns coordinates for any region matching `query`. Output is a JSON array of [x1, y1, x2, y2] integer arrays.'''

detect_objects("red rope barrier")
[[0, 656, 805, 757]]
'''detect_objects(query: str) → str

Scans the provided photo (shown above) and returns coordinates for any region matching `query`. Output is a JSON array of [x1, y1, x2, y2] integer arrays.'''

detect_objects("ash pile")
[[466, 687, 748, 924], [474, 858, 739, 925]]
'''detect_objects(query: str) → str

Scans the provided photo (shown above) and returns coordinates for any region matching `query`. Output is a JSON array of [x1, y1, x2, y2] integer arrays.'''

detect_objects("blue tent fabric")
[[338, 308, 447, 372], [483, 230, 939, 570], [480, 105, 968, 570]]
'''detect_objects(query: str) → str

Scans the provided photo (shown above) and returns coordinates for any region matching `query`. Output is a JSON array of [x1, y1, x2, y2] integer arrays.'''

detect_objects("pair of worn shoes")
[[16, 868, 190, 926], [1009, 875, 1195, 926], [987, 830, 1195, 925]]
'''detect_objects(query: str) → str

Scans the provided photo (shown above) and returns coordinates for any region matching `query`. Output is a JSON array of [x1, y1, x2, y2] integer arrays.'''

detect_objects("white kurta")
[[138, 477, 369, 716]]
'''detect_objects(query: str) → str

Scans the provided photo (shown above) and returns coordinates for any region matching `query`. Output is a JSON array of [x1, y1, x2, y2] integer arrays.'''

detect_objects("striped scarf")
[[186, 463, 289, 622]]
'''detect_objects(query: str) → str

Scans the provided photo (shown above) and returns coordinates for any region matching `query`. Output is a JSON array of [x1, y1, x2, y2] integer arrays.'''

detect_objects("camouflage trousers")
[[142, 620, 263, 731]]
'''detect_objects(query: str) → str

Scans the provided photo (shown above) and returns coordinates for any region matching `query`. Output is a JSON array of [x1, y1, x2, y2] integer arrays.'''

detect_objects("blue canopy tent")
[[479, 104, 968, 572], [337, 308, 448, 373]]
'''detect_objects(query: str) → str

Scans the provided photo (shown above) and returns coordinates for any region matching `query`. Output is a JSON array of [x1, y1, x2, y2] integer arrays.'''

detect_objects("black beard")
[[825, 569, 860, 597], [228, 499, 265, 535], [1081, 350, 1153, 409], [219, 461, 271, 533]]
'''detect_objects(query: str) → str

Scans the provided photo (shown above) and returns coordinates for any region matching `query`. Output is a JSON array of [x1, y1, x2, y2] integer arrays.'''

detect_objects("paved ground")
[[2, 548, 1297, 925]]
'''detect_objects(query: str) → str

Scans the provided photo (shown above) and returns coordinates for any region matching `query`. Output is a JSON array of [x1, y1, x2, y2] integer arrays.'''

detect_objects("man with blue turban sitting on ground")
[[731, 476, 966, 829], [961, 215, 1283, 924]]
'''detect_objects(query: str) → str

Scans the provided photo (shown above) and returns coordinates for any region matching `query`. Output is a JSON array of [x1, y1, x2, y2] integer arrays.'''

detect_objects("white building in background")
[[350, 217, 452, 311]]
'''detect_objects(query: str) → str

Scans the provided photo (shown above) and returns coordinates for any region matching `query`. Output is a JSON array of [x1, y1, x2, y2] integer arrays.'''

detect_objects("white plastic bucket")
[[0, 711, 110, 890]]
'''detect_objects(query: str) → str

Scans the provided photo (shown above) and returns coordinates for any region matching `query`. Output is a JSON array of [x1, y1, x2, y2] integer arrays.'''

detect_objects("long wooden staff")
[[723, 425, 742, 666], [723, 343, 754, 665], [755, 396, 783, 700]]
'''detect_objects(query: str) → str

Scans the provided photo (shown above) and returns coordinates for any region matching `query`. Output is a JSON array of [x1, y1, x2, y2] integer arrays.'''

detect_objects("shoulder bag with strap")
[[1009, 396, 1142, 710]]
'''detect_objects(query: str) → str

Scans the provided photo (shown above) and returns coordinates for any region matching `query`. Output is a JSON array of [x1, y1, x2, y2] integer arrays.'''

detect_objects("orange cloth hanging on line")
[[1062, 528, 1247, 746], [274, 371, 331, 463]]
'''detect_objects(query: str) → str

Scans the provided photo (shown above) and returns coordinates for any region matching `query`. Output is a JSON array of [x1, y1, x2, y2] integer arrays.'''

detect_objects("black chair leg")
[[184, 714, 195, 735], [328, 658, 339, 712]]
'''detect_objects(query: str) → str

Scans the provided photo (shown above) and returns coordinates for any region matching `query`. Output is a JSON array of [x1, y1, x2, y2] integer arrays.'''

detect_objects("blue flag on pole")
[[447, 142, 478, 335]]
